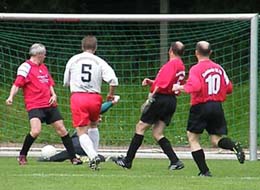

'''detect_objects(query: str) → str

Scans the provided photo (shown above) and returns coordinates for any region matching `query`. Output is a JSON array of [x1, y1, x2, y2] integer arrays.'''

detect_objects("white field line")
[[10, 173, 260, 181], [0, 147, 257, 160]]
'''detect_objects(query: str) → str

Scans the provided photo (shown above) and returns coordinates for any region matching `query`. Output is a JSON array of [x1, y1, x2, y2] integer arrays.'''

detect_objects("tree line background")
[[0, 0, 259, 14]]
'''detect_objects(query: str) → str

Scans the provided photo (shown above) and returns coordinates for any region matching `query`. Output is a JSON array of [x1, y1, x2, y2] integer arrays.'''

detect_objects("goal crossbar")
[[0, 13, 257, 21]]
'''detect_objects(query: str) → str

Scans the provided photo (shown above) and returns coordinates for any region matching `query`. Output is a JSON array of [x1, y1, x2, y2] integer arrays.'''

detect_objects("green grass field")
[[1, 157, 260, 190]]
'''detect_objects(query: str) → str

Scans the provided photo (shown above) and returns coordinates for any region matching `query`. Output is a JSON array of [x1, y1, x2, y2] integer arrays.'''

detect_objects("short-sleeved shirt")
[[63, 52, 118, 93], [150, 58, 185, 95], [64, 52, 118, 127], [14, 60, 55, 111], [184, 59, 233, 106]]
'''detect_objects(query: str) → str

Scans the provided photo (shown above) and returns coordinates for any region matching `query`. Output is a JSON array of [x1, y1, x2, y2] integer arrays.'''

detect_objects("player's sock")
[[125, 133, 144, 163], [191, 149, 209, 174], [88, 128, 99, 152], [79, 133, 98, 160], [20, 133, 36, 156], [61, 133, 76, 159], [217, 137, 235, 150], [158, 137, 179, 164]]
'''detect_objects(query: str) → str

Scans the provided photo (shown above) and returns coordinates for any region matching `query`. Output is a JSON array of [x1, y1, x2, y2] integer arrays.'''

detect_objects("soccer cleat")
[[168, 160, 185, 170], [18, 155, 27, 165], [112, 155, 132, 169], [98, 154, 106, 162], [89, 156, 101, 170], [233, 142, 245, 164], [71, 157, 83, 165], [198, 171, 212, 177]]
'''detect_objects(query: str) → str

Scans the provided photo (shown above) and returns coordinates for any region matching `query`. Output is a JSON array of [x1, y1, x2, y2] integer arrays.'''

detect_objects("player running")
[[64, 35, 118, 170], [173, 41, 245, 177]]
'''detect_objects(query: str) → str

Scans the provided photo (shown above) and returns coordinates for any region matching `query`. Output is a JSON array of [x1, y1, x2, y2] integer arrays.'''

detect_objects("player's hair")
[[196, 41, 211, 56], [29, 43, 46, 56], [81, 35, 97, 51], [171, 41, 184, 56]]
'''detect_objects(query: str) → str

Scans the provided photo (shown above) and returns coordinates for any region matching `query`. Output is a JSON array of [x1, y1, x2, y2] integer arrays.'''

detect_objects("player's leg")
[[152, 94, 183, 170], [19, 108, 45, 165], [88, 122, 99, 152], [52, 119, 82, 165], [187, 131, 211, 176], [152, 121, 184, 170], [113, 121, 149, 169], [49, 150, 70, 162], [18, 117, 42, 165], [38, 150, 70, 162], [77, 126, 101, 169], [207, 102, 245, 164], [211, 135, 245, 164], [71, 93, 102, 170]]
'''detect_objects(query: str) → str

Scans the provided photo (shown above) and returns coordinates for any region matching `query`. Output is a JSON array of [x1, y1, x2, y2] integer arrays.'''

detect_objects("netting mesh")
[[0, 20, 254, 147]]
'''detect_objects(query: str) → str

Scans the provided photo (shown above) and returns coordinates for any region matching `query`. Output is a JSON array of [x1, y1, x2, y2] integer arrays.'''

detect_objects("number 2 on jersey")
[[81, 64, 92, 82]]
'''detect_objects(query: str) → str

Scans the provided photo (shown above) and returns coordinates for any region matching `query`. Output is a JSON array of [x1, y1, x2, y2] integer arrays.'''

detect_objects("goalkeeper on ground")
[[38, 97, 119, 162]]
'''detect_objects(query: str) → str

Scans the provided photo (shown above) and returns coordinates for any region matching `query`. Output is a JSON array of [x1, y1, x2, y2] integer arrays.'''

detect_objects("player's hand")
[[172, 84, 181, 91], [142, 78, 152, 86], [106, 94, 114, 101], [49, 94, 57, 105], [6, 97, 13, 105]]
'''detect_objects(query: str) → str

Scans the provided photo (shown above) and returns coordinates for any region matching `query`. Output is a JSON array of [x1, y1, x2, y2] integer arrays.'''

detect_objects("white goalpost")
[[0, 13, 258, 161]]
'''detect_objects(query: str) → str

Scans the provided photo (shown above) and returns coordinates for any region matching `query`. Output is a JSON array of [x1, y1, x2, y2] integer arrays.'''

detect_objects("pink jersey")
[[184, 59, 233, 105], [151, 58, 185, 95], [14, 60, 55, 111]]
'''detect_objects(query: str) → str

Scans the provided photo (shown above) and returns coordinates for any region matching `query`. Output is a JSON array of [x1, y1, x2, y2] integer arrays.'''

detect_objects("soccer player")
[[6, 43, 82, 166], [112, 41, 186, 170], [38, 97, 120, 162], [172, 41, 245, 177], [63, 35, 118, 170]]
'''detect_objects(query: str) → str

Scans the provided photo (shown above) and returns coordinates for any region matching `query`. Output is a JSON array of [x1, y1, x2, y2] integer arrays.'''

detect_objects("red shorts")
[[70, 93, 102, 127]]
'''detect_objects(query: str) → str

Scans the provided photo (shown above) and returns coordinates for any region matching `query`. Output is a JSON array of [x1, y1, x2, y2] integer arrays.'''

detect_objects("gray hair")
[[29, 43, 46, 56]]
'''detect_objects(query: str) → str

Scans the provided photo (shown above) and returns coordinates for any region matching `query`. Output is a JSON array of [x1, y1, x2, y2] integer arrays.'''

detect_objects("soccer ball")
[[41, 145, 57, 158]]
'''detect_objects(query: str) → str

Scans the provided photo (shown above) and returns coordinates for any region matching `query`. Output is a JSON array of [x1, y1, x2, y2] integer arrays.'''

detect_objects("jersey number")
[[205, 74, 220, 95], [81, 64, 92, 82]]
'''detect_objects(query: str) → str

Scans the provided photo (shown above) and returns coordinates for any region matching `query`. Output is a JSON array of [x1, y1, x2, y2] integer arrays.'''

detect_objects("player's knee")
[[55, 125, 68, 137], [30, 129, 41, 137], [135, 121, 149, 135]]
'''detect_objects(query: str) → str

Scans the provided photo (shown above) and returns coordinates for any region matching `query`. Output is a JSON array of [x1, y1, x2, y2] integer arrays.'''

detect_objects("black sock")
[[20, 133, 36, 156], [61, 133, 76, 159], [191, 149, 209, 174], [158, 137, 179, 164], [218, 137, 235, 151], [125, 133, 144, 163]]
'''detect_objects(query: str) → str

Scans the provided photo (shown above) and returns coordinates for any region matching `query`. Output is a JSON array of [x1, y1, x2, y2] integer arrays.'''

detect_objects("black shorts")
[[140, 94, 176, 126], [28, 107, 63, 125], [187, 101, 227, 135]]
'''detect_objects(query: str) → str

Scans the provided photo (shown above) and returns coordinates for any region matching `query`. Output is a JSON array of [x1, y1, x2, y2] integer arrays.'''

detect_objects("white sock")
[[88, 128, 99, 152], [79, 133, 97, 160]]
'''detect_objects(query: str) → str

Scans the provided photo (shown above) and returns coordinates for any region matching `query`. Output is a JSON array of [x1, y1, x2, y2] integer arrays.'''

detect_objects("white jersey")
[[64, 52, 118, 93]]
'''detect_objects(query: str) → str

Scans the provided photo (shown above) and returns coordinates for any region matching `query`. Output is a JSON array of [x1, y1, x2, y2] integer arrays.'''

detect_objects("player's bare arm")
[[172, 84, 184, 92], [142, 78, 154, 86], [6, 85, 19, 105], [49, 86, 57, 105], [107, 85, 116, 101]]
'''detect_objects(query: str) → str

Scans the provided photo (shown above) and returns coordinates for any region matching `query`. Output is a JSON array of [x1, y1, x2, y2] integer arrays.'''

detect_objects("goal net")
[[0, 14, 258, 159]]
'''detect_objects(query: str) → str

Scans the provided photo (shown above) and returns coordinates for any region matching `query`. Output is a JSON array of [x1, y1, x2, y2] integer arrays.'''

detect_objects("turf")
[[0, 157, 259, 190]]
